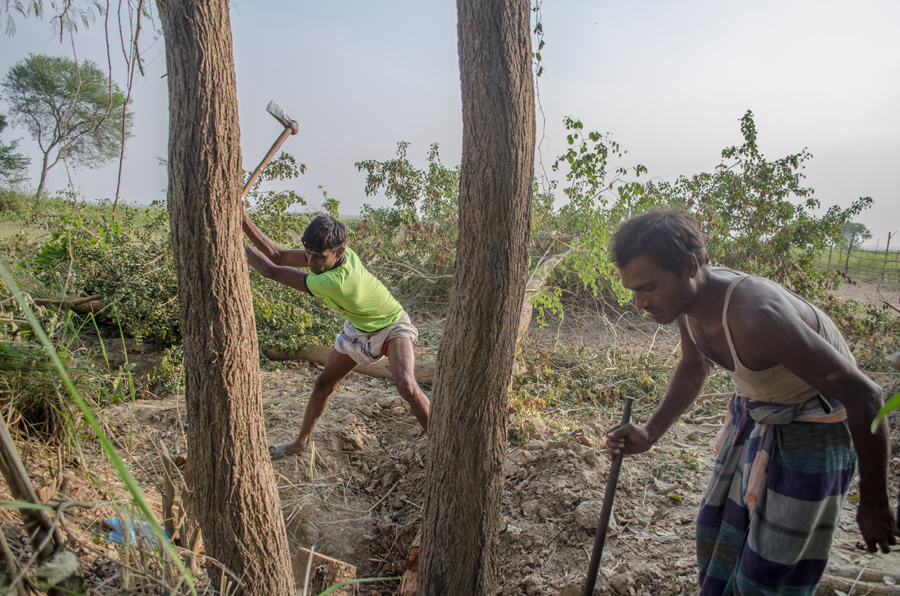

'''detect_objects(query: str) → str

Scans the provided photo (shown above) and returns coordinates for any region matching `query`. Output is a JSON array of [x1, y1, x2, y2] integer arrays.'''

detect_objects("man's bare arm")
[[735, 300, 895, 553], [244, 242, 311, 295], [243, 212, 311, 268], [607, 319, 713, 455]]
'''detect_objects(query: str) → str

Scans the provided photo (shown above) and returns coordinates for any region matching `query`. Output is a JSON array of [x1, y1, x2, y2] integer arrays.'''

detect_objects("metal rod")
[[583, 395, 635, 596]]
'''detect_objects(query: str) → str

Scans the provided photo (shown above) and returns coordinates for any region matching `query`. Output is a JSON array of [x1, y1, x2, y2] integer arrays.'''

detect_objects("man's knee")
[[314, 371, 342, 394], [394, 375, 421, 401]]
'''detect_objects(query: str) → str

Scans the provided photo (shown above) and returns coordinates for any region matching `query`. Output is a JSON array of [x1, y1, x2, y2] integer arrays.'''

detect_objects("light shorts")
[[333, 311, 419, 365]]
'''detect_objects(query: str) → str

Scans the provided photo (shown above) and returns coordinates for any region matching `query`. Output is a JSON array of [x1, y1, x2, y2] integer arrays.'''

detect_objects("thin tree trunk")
[[35, 152, 49, 201], [156, 1, 293, 593], [420, 0, 535, 593], [845, 233, 855, 272]]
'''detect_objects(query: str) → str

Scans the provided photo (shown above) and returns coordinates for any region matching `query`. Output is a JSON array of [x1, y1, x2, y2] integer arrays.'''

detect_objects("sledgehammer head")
[[266, 100, 299, 134]]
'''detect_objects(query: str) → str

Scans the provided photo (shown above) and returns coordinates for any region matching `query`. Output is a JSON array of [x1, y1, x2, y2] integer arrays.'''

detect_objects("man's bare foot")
[[268, 441, 307, 461]]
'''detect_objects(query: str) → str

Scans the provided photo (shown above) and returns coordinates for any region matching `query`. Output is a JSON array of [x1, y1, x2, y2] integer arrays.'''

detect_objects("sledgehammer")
[[582, 395, 636, 596], [240, 100, 299, 202]]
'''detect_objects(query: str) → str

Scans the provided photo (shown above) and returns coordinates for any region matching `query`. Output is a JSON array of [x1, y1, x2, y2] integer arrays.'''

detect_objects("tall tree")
[[420, 0, 535, 593], [1, 54, 132, 200], [0, 113, 30, 185], [840, 221, 873, 272], [840, 221, 872, 251], [155, 1, 293, 593]]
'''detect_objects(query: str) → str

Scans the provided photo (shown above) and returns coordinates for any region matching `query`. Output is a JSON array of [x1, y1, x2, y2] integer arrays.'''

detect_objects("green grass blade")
[[871, 391, 900, 433], [0, 259, 197, 595]]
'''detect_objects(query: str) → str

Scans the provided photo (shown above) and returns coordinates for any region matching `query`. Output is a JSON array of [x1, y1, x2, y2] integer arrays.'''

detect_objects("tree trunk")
[[419, 0, 535, 593], [845, 232, 856, 272], [156, 1, 293, 593], [35, 151, 49, 202]]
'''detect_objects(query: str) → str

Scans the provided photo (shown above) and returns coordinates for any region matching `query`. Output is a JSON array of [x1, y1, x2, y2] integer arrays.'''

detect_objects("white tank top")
[[685, 274, 856, 404]]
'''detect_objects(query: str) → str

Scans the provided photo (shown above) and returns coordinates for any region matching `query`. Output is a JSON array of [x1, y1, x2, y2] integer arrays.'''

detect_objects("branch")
[[883, 300, 900, 315], [32, 294, 102, 307], [372, 259, 453, 285]]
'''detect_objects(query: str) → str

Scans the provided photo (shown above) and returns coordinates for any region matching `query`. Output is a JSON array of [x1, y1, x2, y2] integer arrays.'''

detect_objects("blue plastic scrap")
[[103, 517, 170, 547]]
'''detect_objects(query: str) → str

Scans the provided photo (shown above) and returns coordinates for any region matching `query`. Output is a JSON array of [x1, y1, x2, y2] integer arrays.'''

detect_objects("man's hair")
[[611, 209, 708, 275], [302, 214, 347, 252]]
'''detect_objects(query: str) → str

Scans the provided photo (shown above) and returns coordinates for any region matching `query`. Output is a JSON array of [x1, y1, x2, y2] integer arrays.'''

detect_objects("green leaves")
[[544, 116, 658, 304], [353, 142, 459, 301], [656, 110, 871, 299], [871, 392, 900, 434], [0, 113, 30, 185]]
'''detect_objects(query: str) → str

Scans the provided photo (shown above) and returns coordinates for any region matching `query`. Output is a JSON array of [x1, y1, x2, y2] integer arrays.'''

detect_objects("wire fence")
[[817, 242, 900, 285]]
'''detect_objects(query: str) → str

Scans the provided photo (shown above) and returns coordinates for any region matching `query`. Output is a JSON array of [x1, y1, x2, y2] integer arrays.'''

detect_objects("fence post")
[[883, 231, 894, 282], [844, 236, 854, 273]]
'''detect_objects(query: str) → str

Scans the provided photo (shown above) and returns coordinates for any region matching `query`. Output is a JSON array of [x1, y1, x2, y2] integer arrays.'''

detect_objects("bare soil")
[[18, 279, 899, 595], [827, 278, 900, 315], [92, 279, 900, 594]]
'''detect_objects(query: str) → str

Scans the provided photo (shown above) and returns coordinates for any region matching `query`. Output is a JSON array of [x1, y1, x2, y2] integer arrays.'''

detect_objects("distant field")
[[817, 245, 900, 285], [0, 218, 51, 244]]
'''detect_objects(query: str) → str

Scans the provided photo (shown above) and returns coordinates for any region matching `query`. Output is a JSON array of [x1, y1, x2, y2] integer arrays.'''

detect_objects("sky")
[[1, 0, 898, 247]]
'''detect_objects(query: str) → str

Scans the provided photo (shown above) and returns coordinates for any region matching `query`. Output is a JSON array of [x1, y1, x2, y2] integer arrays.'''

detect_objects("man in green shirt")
[[243, 212, 430, 459]]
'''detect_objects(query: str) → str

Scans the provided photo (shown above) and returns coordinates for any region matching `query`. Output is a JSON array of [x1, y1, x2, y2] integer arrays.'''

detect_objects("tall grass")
[[0, 259, 199, 594]]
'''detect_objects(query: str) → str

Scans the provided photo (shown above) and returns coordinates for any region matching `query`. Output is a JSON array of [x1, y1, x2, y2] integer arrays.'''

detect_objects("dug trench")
[[88, 279, 900, 594], [100, 363, 899, 595]]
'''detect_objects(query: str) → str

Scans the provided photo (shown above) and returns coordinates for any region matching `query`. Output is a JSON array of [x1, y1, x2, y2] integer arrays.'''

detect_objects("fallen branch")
[[31, 295, 104, 314], [828, 565, 900, 584], [518, 247, 575, 336], [816, 572, 900, 595], [292, 547, 356, 596], [0, 411, 83, 592], [370, 260, 453, 285], [263, 345, 436, 385], [32, 294, 101, 307]]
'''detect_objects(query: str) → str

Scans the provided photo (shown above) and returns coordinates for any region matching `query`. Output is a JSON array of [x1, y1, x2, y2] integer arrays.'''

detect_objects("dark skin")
[[606, 254, 896, 554], [242, 212, 430, 458]]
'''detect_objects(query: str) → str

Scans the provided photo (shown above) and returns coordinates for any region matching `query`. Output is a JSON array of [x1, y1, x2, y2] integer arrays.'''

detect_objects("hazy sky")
[[2, 1, 898, 246]]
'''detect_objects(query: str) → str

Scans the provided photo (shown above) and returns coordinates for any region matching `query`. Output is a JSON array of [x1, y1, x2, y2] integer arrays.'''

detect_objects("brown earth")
[[20, 279, 900, 595], [827, 278, 900, 315], [91, 279, 899, 595]]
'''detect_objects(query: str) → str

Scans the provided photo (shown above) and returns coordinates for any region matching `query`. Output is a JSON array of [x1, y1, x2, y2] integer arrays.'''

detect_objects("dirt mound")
[[102, 351, 900, 595]]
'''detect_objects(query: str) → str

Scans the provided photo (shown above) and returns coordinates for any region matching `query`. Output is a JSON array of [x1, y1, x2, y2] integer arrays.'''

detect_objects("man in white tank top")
[[605, 209, 895, 595]]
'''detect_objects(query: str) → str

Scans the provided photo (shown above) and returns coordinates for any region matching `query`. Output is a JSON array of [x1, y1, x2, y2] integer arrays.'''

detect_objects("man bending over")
[[243, 212, 430, 460], [605, 209, 895, 595]]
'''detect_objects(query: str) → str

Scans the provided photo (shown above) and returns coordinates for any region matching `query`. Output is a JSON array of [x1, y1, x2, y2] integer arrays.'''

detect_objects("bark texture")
[[156, 1, 293, 593], [420, 0, 535, 593]]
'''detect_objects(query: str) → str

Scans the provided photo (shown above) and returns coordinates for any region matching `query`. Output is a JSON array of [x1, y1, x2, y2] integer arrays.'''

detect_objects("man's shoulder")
[[727, 277, 814, 337]]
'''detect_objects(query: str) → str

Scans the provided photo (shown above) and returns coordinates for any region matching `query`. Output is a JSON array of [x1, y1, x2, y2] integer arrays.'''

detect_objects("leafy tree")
[[548, 117, 657, 303], [840, 221, 872, 250], [354, 141, 460, 301], [2, 54, 133, 200], [655, 110, 872, 298], [0, 113, 29, 185], [839, 221, 873, 274], [0, 0, 102, 37]]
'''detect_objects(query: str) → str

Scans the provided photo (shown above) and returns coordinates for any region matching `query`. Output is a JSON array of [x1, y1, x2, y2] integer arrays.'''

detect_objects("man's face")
[[618, 255, 695, 324], [306, 246, 344, 274]]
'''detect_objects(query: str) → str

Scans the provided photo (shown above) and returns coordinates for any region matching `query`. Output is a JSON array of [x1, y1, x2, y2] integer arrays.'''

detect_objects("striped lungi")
[[696, 393, 856, 595]]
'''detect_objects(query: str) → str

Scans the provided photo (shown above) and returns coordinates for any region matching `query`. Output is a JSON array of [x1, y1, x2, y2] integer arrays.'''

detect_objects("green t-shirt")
[[305, 247, 403, 332]]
